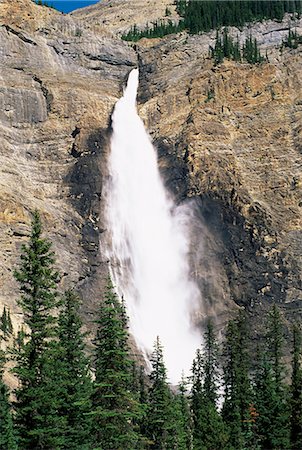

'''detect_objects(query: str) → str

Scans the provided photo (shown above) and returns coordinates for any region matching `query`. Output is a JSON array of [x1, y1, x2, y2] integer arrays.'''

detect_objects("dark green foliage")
[[203, 321, 220, 405], [176, 0, 302, 34], [122, 20, 185, 42], [1, 307, 13, 338], [92, 279, 141, 449], [13, 210, 64, 449], [123, 1, 302, 42], [56, 290, 92, 449], [191, 323, 227, 450], [165, 7, 171, 17], [253, 305, 290, 449], [211, 30, 224, 65], [3, 211, 302, 448], [243, 35, 265, 64], [173, 376, 192, 449], [211, 29, 264, 65], [145, 337, 175, 449], [7, 309, 13, 335], [283, 28, 302, 48], [222, 312, 252, 449], [0, 351, 17, 450], [289, 323, 302, 449]]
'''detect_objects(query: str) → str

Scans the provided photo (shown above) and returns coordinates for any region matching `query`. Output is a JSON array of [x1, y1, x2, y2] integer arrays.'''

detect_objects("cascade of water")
[[104, 68, 201, 384]]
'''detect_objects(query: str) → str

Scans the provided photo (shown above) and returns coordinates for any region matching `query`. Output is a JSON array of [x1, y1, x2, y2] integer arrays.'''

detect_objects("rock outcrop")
[[0, 0, 136, 332], [135, 19, 302, 325], [71, 0, 179, 36], [0, 0, 302, 339]]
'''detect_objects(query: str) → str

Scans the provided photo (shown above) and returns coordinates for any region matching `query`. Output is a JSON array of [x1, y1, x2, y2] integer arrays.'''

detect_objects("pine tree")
[[13, 210, 63, 449], [7, 309, 13, 335], [191, 323, 227, 450], [222, 312, 252, 449], [289, 323, 302, 449], [0, 350, 17, 449], [191, 349, 203, 446], [1, 307, 8, 337], [145, 336, 175, 449], [254, 305, 290, 449], [92, 278, 141, 449], [203, 320, 220, 405], [1, 307, 13, 338], [56, 290, 92, 449], [173, 375, 192, 449]]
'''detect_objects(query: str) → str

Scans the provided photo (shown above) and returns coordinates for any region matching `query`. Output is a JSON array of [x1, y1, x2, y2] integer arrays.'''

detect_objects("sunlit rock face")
[[0, 0, 302, 349], [135, 23, 302, 326], [0, 0, 137, 332], [71, 0, 180, 36]]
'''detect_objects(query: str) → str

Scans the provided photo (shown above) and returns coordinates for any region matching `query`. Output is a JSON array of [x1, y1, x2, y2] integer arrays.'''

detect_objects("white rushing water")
[[105, 69, 201, 384]]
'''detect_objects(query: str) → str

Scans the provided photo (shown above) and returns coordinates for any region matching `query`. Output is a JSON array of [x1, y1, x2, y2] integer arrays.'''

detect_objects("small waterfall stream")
[[104, 69, 201, 384]]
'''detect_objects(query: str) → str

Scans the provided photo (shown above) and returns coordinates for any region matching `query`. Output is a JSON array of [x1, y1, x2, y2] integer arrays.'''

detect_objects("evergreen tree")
[[130, 362, 151, 448], [1, 307, 8, 337], [13, 210, 63, 449], [1, 307, 13, 338], [7, 309, 13, 335], [145, 336, 174, 449], [177, 0, 302, 35], [0, 350, 17, 449], [173, 375, 192, 449], [289, 323, 302, 449], [211, 30, 224, 65], [56, 290, 92, 449], [203, 320, 220, 405], [283, 27, 302, 48], [191, 323, 227, 450], [222, 312, 252, 449], [92, 278, 141, 449], [254, 305, 290, 449]]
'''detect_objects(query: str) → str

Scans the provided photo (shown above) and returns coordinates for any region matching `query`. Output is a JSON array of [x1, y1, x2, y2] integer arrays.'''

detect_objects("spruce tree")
[[173, 375, 192, 450], [145, 336, 174, 449], [222, 312, 252, 449], [191, 323, 227, 450], [289, 323, 302, 449], [13, 210, 63, 449], [92, 278, 141, 449], [1, 307, 8, 337], [56, 290, 92, 449], [7, 309, 13, 335], [0, 350, 17, 449], [254, 305, 290, 449]]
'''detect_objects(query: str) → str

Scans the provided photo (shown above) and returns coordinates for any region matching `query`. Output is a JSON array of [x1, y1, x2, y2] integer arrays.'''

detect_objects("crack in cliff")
[[3, 25, 37, 46], [31, 75, 53, 113]]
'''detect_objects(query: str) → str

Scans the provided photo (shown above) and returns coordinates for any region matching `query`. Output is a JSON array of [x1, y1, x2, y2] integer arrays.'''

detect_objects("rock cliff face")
[[71, 0, 179, 36], [135, 20, 302, 326], [0, 0, 136, 331], [0, 0, 302, 337]]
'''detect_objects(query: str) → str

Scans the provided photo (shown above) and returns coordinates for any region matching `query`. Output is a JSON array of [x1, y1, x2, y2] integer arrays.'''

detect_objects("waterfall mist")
[[104, 69, 201, 384]]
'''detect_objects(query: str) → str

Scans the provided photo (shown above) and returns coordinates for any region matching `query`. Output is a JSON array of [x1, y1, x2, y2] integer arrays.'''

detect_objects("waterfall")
[[104, 68, 201, 384]]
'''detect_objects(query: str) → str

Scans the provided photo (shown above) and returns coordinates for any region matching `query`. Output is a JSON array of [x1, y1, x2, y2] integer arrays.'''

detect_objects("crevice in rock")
[[32, 75, 53, 113], [3, 25, 37, 46], [83, 52, 136, 67]]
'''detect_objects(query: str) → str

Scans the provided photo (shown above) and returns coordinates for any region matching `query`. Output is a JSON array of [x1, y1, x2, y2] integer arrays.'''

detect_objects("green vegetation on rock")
[[122, 0, 302, 41], [0, 212, 299, 448]]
